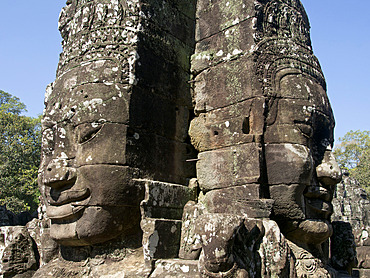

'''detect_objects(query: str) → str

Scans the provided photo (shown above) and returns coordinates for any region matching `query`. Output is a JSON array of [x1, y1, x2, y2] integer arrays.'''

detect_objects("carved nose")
[[43, 159, 76, 188], [316, 151, 342, 187]]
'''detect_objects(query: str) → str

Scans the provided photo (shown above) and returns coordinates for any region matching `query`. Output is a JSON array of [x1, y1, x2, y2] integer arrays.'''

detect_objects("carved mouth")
[[305, 198, 333, 219], [47, 187, 90, 206], [304, 186, 332, 202], [45, 184, 91, 220], [304, 185, 333, 219], [46, 197, 90, 220]]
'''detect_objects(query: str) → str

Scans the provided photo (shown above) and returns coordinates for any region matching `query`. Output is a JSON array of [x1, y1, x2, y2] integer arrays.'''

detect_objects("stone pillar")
[[190, 0, 267, 200], [39, 0, 196, 247]]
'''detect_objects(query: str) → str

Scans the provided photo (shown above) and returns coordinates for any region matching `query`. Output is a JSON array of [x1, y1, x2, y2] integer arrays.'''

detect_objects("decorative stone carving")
[[32, 0, 352, 277], [187, 0, 343, 276], [0, 226, 39, 277], [38, 0, 196, 247]]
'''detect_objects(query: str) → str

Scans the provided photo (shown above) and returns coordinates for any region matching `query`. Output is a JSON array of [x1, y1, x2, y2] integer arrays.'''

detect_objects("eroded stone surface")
[[32, 246, 150, 278], [39, 0, 196, 247], [150, 259, 201, 278], [0, 226, 39, 278], [31, 0, 354, 277], [187, 0, 343, 276], [26, 218, 58, 267], [332, 171, 370, 275]]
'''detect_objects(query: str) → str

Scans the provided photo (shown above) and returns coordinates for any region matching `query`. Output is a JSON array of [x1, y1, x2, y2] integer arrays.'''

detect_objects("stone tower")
[[33, 1, 349, 277]]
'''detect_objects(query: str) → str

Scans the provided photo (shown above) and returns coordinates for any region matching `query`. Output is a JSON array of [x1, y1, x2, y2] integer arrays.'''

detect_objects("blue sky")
[[0, 0, 369, 143]]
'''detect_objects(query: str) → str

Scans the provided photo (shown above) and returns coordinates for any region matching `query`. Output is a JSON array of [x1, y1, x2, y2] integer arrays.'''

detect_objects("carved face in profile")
[[39, 63, 143, 246], [264, 71, 342, 245]]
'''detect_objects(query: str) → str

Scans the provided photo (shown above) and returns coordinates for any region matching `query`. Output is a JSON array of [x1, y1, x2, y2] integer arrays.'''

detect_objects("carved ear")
[[274, 68, 302, 95], [265, 97, 279, 126]]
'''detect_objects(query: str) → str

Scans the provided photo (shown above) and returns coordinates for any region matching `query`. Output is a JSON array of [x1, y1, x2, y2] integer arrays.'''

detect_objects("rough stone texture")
[[356, 246, 370, 269], [330, 221, 357, 274], [258, 220, 293, 277], [332, 171, 370, 247], [139, 180, 196, 264], [197, 143, 263, 191], [141, 218, 182, 262], [332, 171, 370, 275], [32, 246, 150, 278], [28, 0, 356, 277], [26, 217, 58, 267], [178, 201, 205, 260], [150, 259, 201, 278], [287, 240, 339, 277], [140, 180, 197, 220], [39, 0, 196, 248], [187, 0, 344, 276], [203, 186, 273, 218], [178, 216, 294, 277], [0, 226, 39, 278], [353, 269, 370, 278]]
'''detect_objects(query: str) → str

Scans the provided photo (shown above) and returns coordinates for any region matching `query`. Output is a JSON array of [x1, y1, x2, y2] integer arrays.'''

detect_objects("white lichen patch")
[[232, 49, 243, 56], [59, 152, 68, 160], [180, 265, 190, 273], [214, 248, 227, 258], [83, 98, 103, 111], [171, 225, 177, 233], [216, 50, 224, 57], [232, 18, 240, 25], [284, 144, 311, 161], [222, 53, 233, 61], [44, 83, 54, 104], [362, 230, 369, 241], [58, 127, 66, 139]]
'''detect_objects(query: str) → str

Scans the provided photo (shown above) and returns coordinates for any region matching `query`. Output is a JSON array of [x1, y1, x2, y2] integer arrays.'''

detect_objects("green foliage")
[[0, 91, 27, 115], [334, 130, 370, 193], [0, 90, 41, 213]]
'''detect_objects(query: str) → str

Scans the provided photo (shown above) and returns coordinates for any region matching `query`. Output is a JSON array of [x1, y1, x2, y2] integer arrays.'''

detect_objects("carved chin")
[[286, 219, 333, 245], [50, 206, 138, 246]]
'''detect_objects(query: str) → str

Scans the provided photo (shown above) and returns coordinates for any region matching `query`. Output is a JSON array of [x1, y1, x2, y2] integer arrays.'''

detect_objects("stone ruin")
[[331, 171, 370, 277], [0, 0, 368, 277]]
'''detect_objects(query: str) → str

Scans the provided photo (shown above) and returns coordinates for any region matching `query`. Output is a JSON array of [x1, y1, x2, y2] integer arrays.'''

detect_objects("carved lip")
[[47, 187, 90, 206], [46, 197, 90, 220], [305, 198, 333, 219], [304, 186, 332, 202], [45, 184, 91, 220], [304, 185, 333, 219]]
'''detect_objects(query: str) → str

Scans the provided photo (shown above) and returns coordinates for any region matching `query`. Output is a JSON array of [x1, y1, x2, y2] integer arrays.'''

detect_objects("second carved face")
[[265, 72, 342, 245]]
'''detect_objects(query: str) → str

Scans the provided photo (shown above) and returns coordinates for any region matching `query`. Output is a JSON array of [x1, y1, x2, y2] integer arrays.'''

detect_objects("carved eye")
[[77, 123, 103, 144]]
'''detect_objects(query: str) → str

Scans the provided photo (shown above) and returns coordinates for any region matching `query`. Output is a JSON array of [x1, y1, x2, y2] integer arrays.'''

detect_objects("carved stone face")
[[39, 67, 144, 246], [265, 72, 342, 245]]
